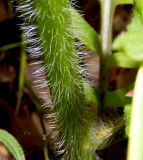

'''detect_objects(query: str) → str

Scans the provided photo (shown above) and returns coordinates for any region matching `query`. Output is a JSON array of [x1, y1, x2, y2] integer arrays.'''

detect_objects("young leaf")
[[0, 129, 25, 160], [71, 8, 101, 53]]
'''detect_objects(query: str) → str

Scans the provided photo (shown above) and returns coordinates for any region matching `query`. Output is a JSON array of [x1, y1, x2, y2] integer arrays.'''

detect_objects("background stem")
[[100, 0, 116, 110]]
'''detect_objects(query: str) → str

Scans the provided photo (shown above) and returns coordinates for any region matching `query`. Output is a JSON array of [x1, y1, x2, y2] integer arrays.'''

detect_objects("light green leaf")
[[113, 30, 143, 62], [113, 5, 143, 63], [135, 0, 143, 21], [0, 129, 25, 160], [105, 52, 139, 68], [71, 8, 101, 53], [104, 84, 133, 108], [127, 10, 143, 31], [116, 0, 133, 5]]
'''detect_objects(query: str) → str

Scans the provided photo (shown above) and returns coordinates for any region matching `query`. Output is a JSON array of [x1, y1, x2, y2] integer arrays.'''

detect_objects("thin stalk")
[[127, 65, 143, 160], [44, 142, 49, 160], [100, 0, 116, 109], [15, 35, 27, 115]]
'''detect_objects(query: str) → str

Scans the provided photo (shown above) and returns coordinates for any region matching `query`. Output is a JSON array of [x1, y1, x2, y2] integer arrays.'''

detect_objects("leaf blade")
[[0, 129, 25, 160]]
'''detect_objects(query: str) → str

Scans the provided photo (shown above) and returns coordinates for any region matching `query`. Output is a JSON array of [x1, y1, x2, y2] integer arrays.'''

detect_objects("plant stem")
[[15, 35, 27, 115], [15, 0, 94, 159], [100, 0, 115, 56], [127, 65, 143, 160], [44, 142, 49, 160], [100, 0, 116, 110]]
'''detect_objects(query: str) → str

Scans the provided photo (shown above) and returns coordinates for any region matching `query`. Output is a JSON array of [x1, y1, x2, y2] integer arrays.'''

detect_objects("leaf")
[[71, 8, 101, 53], [135, 0, 143, 21], [115, 0, 133, 5], [0, 129, 25, 160], [105, 52, 139, 68], [104, 84, 133, 108], [113, 30, 143, 62], [113, 6, 143, 63]]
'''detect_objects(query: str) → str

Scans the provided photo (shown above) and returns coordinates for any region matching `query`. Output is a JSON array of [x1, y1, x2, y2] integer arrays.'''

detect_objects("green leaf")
[[0, 129, 25, 160], [115, 0, 133, 5], [128, 10, 143, 31], [113, 7, 143, 63], [113, 30, 143, 62], [105, 52, 139, 68], [104, 84, 133, 108], [71, 8, 101, 53]]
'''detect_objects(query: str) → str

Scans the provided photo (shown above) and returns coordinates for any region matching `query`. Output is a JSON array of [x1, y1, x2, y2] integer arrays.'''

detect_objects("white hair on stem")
[[12, 0, 101, 159]]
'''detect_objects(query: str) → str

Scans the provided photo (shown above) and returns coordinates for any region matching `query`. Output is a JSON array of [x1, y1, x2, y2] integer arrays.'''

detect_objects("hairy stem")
[[14, 0, 94, 159]]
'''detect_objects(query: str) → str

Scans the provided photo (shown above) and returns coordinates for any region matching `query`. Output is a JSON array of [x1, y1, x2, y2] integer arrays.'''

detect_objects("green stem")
[[15, 35, 27, 115], [127, 65, 143, 160], [14, 0, 94, 159], [44, 143, 49, 160]]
